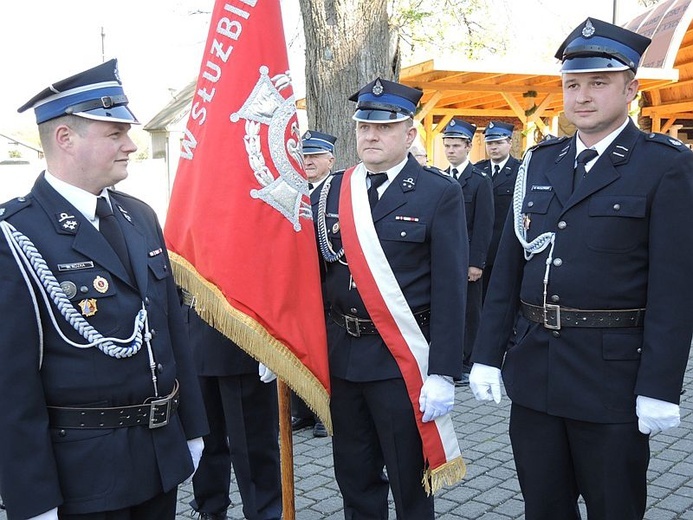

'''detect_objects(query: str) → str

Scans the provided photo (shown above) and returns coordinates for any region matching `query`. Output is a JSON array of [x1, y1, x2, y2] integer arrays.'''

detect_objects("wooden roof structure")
[[400, 0, 693, 152]]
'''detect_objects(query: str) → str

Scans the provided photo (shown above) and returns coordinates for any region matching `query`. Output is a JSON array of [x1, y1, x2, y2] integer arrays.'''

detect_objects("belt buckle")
[[149, 397, 171, 429], [344, 315, 361, 337], [543, 304, 561, 330]]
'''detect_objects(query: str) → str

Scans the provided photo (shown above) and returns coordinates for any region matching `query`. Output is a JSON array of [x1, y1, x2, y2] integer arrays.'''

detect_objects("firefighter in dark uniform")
[[474, 121, 521, 299], [184, 297, 282, 520], [470, 18, 693, 520], [0, 60, 208, 520], [441, 118, 494, 383], [290, 130, 336, 438], [316, 78, 467, 520]]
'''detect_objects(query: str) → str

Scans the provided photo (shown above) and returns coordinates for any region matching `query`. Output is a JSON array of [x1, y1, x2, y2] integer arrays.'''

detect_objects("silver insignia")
[[231, 66, 309, 231], [372, 79, 384, 96], [582, 20, 595, 38], [60, 281, 78, 299]]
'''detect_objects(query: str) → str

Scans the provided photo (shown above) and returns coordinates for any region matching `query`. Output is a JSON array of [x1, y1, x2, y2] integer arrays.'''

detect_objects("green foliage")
[[389, 0, 501, 63]]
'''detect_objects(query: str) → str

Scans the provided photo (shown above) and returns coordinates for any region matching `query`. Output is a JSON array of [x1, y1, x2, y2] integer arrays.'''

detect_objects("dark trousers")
[[509, 403, 649, 520], [463, 277, 483, 369], [191, 374, 282, 520], [59, 488, 177, 519], [331, 376, 434, 520]]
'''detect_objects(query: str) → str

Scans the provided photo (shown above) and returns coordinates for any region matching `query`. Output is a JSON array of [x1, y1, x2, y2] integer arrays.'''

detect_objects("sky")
[[0, 0, 650, 138]]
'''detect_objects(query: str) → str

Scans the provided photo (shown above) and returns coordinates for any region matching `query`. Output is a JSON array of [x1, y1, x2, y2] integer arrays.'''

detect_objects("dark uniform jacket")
[[0, 175, 208, 519], [318, 156, 468, 381], [446, 163, 494, 269], [473, 121, 693, 423], [475, 156, 521, 266]]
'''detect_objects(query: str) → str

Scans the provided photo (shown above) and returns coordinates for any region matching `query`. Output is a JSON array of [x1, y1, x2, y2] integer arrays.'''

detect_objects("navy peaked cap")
[[443, 118, 476, 140], [18, 59, 139, 125], [302, 130, 337, 155], [349, 77, 423, 123], [483, 121, 514, 142], [555, 18, 651, 73]]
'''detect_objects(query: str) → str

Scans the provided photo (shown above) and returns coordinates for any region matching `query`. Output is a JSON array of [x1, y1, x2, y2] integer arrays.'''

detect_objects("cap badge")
[[372, 79, 384, 96], [488, 122, 495, 128], [582, 19, 595, 38], [304, 131, 312, 140], [450, 120, 456, 127]]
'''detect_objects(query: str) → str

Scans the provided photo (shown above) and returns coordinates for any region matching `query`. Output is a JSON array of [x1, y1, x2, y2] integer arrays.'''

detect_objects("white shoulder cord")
[[512, 149, 556, 295], [1, 221, 156, 392]]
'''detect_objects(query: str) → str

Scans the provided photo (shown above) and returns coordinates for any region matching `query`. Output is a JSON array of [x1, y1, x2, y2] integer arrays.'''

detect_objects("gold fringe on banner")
[[170, 251, 332, 433], [422, 456, 467, 496]]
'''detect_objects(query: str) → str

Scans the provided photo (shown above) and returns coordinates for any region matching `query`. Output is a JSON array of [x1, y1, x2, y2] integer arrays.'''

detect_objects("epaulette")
[[471, 165, 488, 178], [423, 165, 451, 179], [645, 132, 691, 152], [527, 135, 569, 153], [0, 195, 32, 221]]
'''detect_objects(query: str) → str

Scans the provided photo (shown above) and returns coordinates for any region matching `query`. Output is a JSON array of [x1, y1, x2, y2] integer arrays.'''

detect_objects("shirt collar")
[[44, 171, 110, 228], [491, 157, 508, 171], [576, 118, 630, 164]]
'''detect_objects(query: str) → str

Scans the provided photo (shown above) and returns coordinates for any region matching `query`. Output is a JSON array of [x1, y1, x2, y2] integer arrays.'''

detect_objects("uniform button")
[[552, 330, 560, 338], [551, 295, 560, 303], [553, 258, 563, 266], [527, 201, 534, 207], [58, 429, 67, 437], [557, 221, 567, 230], [613, 204, 621, 211], [400, 231, 407, 237], [150, 329, 156, 337], [17, 197, 26, 203], [637, 348, 642, 354], [145, 297, 150, 305], [157, 363, 164, 373], [163, 264, 168, 271], [80, 285, 89, 293], [350, 307, 358, 314]]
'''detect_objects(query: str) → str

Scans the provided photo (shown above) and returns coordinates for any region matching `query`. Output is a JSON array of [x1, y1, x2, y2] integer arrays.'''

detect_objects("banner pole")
[[277, 379, 296, 520]]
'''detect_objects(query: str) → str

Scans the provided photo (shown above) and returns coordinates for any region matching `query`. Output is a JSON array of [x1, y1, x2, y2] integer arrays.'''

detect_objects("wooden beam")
[[417, 91, 444, 120], [501, 92, 528, 123], [642, 99, 693, 116], [403, 79, 564, 95]]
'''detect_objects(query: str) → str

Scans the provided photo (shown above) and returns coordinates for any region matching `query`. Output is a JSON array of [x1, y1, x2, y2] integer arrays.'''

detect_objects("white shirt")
[[44, 171, 111, 230], [575, 118, 629, 173]]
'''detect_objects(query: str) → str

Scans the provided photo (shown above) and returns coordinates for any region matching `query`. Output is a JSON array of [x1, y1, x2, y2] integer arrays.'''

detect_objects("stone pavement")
[[173, 347, 693, 520], [1, 350, 691, 520]]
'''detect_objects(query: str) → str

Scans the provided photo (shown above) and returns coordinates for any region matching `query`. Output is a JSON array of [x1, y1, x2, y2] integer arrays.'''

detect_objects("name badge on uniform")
[[57, 261, 95, 272], [531, 185, 553, 191]]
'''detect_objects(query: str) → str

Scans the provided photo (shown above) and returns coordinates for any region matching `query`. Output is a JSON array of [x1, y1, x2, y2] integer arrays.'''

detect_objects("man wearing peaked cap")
[[0, 60, 208, 519], [471, 17, 693, 520], [316, 77, 468, 519], [442, 118, 494, 386], [474, 121, 521, 300]]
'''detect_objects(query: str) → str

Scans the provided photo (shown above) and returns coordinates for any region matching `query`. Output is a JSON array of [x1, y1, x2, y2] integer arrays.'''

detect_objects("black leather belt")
[[47, 381, 179, 429], [331, 308, 431, 337], [521, 301, 646, 330]]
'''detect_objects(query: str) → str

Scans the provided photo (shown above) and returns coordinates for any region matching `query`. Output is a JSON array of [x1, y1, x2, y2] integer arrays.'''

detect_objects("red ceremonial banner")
[[164, 0, 330, 428]]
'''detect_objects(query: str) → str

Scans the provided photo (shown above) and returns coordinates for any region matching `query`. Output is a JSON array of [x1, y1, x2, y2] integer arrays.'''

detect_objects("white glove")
[[28, 508, 59, 520], [469, 363, 502, 404], [636, 395, 680, 435], [258, 362, 277, 383], [419, 374, 455, 422], [187, 437, 204, 476]]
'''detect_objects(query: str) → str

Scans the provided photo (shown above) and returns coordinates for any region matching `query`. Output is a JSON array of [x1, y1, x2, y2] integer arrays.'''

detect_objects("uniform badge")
[[58, 261, 95, 272], [372, 79, 384, 96], [78, 298, 98, 317], [57, 212, 79, 231], [523, 214, 531, 231], [93, 276, 109, 293], [116, 204, 132, 223], [0, 208, 5, 217], [148, 247, 163, 257], [488, 122, 495, 129], [402, 177, 415, 189], [60, 281, 78, 299], [669, 138, 683, 146], [304, 131, 312, 140], [582, 19, 595, 38], [332, 222, 340, 233]]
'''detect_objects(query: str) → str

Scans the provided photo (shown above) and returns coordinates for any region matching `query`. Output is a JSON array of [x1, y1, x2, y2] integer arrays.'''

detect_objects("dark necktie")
[[493, 164, 501, 177], [573, 149, 599, 190], [96, 197, 132, 276], [451, 168, 459, 179], [367, 172, 388, 210], [308, 182, 314, 190]]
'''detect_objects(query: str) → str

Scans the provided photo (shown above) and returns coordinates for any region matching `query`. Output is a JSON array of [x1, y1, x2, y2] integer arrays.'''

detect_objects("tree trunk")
[[298, 0, 400, 168]]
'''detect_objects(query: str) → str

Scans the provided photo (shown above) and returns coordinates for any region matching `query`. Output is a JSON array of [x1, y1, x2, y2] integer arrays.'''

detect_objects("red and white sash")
[[338, 164, 465, 494]]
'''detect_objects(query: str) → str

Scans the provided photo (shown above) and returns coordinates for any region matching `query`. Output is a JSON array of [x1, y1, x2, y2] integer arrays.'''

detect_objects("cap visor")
[[352, 109, 410, 123], [561, 56, 631, 73], [74, 105, 140, 125]]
